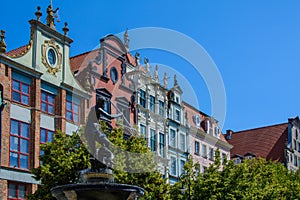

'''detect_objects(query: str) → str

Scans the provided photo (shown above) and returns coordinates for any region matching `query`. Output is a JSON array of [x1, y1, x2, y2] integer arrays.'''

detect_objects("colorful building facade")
[[0, 5, 233, 199], [0, 6, 89, 199]]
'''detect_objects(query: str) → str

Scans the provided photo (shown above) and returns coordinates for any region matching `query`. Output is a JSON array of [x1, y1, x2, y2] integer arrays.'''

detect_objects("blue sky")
[[2, 1, 300, 132]]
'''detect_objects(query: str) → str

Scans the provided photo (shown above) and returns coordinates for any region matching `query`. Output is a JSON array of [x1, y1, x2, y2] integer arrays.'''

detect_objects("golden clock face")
[[42, 39, 62, 76]]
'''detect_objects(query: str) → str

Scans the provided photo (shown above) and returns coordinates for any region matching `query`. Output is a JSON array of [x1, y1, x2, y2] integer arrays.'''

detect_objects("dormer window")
[[174, 93, 180, 104], [234, 157, 242, 165], [214, 126, 220, 138], [244, 152, 256, 160]]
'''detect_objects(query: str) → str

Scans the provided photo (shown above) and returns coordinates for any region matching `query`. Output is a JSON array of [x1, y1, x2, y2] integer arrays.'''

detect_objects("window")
[[8, 182, 27, 200], [175, 94, 180, 104], [195, 141, 200, 155], [40, 128, 54, 155], [150, 129, 156, 151], [298, 142, 300, 153], [48, 49, 56, 65], [234, 158, 242, 165], [12, 79, 30, 105], [66, 100, 80, 123], [296, 129, 298, 140], [139, 124, 146, 137], [96, 89, 112, 121], [201, 144, 207, 158], [170, 156, 177, 176], [209, 147, 214, 161], [139, 89, 146, 108], [169, 128, 176, 147], [180, 160, 185, 175], [294, 139, 297, 150], [179, 133, 185, 151], [149, 95, 155, 112], [159, 133, 165, 157], [215, 126, 220, 138], [208, 121, 213, 134], [175, 109, 180, 122], [222, 153, 227, 164], [10, 120, 30, 169], [159, 100, 164, 116], [294, 155, 298, 166], [41, 91, 55, 114], [110, 67, 118, 84]]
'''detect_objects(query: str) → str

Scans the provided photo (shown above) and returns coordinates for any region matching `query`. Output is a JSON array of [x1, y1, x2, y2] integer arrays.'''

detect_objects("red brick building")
[[0, 7, 89, 199]]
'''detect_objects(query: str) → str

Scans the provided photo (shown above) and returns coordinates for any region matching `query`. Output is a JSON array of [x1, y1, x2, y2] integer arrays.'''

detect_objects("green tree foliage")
[[170, 156, 198, 200], [28, 131, 90, 200], [193, 157, 300, 200], [29, 124, 170, 199], [104, 124, 170, 200], [171, 150, 300, 200]]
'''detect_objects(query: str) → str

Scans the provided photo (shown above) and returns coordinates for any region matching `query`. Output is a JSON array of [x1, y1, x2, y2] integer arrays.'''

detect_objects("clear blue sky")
[[2, 1, 300, 132]]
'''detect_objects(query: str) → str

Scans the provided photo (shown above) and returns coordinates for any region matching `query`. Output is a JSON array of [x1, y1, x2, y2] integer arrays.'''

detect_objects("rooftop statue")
[[46, 5, 59, 29]]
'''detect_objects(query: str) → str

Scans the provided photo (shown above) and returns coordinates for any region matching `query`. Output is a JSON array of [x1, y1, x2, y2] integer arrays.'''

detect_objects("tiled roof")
[[70, 49, 97, 72], [6, 45, 28, 57], [228, 123, 288, 162]]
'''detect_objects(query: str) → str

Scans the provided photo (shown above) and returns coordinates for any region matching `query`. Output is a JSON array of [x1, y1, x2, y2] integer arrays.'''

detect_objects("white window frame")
[[201, 144, 207, 158], [174, 108, 180, 122], [179, 132, 186, 152], [180, 159, 186, 175], [169, 127, 177, 148], [170, 156, 177, 176], [174, 93, 180, 104]]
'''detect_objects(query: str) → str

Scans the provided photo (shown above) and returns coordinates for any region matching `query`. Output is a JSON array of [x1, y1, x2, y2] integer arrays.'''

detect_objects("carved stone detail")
[[41, 38, 62, 76]]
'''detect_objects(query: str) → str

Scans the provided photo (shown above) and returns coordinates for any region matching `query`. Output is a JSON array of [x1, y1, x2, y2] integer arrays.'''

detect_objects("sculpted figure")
[[46, 5, 59, 28], [85, 97, 122, 169]]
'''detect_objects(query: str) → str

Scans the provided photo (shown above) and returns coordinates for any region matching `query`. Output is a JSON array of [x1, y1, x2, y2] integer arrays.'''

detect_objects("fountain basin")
[[51, 182, 145, 200]]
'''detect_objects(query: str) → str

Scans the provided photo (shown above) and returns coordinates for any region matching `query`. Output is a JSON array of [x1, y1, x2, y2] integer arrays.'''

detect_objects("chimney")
[[225, 129, 233, 140]]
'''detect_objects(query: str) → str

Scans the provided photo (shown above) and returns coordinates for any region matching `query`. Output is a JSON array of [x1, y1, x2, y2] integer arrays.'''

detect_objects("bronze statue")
[[85, 97, 122, 170], [46, 5, 59, 28]]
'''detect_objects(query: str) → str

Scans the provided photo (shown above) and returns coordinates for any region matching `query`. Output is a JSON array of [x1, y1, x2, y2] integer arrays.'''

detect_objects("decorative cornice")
[[29, 19, 73, 44]]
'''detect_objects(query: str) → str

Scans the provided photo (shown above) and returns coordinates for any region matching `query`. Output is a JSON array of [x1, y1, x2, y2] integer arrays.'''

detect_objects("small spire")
[[174, 74, 178, 86], [135, 52, 141, 66], [35, 6, 42, 21], [0, 30, 7, 54], [163, 72, 168, 88], [124, 28, 129, 51], [144, 57, 150, 72], [63, 22, 69, 36], [154, 65, 159, 82]]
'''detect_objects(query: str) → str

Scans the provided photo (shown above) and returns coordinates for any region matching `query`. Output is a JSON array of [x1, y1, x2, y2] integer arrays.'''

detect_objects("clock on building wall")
[[42, 38, 62, 76]]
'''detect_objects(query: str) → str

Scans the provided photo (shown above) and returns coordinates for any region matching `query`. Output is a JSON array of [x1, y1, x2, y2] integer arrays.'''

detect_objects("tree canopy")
[[172, 150, 300, 200], [29, 124, 170, 200], [29, 124, 300, 200]]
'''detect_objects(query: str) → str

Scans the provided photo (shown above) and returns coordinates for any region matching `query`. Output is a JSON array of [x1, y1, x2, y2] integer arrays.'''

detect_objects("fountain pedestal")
[[51, 160, 144, 200]]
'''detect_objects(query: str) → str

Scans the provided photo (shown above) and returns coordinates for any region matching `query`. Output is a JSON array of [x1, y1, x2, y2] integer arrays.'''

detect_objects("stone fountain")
[[51, 104, 145, 200]]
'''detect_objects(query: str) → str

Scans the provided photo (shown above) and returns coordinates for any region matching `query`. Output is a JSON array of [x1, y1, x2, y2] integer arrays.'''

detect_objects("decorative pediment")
[[101, 34, 127, 54]]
